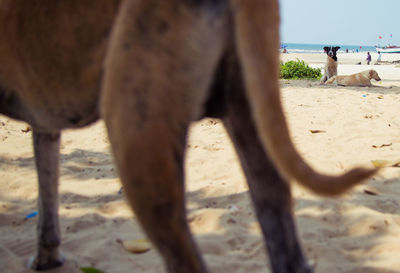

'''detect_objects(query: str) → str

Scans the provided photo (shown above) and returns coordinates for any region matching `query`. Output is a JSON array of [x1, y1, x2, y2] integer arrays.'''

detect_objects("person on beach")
[[375, 51, 382, 65], [366, 52, 372, 65]]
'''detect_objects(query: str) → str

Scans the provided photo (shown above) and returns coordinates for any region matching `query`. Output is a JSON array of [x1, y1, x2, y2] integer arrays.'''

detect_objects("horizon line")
[[280, 42, 381, 47]]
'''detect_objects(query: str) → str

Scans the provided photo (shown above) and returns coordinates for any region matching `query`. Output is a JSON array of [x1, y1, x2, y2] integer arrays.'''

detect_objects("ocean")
[[281, 43, 376, 53]]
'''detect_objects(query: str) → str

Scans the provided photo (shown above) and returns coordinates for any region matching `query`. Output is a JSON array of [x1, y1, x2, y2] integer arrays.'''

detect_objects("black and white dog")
[[321, 46, 340, 83]]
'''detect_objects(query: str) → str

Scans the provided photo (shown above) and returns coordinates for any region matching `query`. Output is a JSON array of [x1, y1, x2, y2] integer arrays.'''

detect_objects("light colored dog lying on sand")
[[325, 69, 381, 87]]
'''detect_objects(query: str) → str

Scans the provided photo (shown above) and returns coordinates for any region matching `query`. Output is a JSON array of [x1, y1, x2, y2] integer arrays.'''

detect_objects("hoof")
[[27, 253, 65, 271]]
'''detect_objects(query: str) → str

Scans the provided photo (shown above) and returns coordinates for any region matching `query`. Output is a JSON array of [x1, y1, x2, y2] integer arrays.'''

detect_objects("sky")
[[280, 0, 400, 46]]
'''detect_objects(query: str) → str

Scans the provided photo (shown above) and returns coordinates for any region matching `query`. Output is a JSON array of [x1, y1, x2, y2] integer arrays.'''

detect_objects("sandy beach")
[[1, 52, 400, 273]]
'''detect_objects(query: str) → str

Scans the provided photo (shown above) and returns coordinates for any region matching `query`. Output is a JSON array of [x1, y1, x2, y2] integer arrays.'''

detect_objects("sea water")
[[281, 43, 376, 53]]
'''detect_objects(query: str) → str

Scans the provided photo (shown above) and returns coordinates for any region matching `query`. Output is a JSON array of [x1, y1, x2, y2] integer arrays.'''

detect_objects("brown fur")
[[320, 56, 338, 83], [0, 0, 375, 272], [326, 69, 382, 87]]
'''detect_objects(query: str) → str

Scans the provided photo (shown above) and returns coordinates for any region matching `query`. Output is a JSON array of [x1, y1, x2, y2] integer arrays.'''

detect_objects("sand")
[[1, 52, 400, 273]]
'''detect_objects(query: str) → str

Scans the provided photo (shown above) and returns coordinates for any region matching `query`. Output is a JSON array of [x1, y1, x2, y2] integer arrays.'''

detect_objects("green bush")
[[81, 267, 107, 273], [280, 59, 322, 80]]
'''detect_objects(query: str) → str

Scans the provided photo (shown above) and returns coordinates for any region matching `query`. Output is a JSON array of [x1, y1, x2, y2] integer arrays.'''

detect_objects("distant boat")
[[375, 45, 400, 53]]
